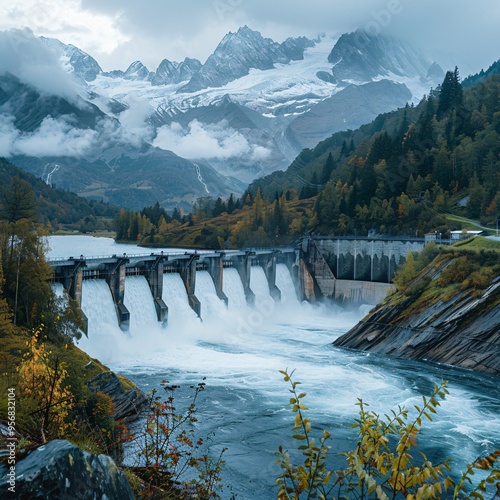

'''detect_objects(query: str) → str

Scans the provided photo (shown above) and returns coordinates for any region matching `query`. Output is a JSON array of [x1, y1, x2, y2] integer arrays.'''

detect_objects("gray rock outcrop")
[[334, 274, 500, 374], [0, 439, 133, 499]]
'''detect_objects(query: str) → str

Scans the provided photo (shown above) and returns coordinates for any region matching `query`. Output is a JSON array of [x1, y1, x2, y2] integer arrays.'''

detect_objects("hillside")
[[0, 157, 118, 231], [249, 71, 500, 236], [334, 238, 500, 374]]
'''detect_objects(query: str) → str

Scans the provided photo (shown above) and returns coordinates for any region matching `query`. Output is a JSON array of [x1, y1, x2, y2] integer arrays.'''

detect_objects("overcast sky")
[[0, 0, 498, 74]]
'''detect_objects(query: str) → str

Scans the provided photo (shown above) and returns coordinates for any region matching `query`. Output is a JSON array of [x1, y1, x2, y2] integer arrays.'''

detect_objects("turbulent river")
[[48, 236, 500, 499]]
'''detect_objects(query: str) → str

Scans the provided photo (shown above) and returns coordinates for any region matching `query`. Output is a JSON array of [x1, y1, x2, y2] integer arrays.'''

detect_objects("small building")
[[425, 232, 439, 244], [450, 230, 485, 241]]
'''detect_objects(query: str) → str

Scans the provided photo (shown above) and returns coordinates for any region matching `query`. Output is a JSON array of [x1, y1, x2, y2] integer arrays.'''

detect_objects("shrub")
[[126, 379, 226, 498], [276, 369, 500, 500]]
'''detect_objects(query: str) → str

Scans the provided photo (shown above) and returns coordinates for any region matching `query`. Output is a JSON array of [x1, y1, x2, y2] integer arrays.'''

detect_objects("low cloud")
[[0, 114, 97, 157], [0, 110, 155, 158], [153, 119, 270, 161], [0, 28, 79, 100], [118, 95, 155, 143]]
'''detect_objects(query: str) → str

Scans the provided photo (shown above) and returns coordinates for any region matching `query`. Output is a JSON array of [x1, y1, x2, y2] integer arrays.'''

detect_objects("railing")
[[311, 236, 426, 243], [47, 247, 294, 265]]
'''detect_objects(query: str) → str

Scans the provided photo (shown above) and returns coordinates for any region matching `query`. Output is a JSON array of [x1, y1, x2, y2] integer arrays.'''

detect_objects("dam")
[[48, 236, 424, 332], [48, 249, 296, 331]]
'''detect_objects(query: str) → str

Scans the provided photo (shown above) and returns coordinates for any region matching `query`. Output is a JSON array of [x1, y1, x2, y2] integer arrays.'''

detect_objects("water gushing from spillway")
[[124, 276, 158, 330], [51, 282, 65, 298], [195, 270, 225, 319], [222, 268, 246, 310], [250, 265, 273, 307], [276, 263, 299, 305], [81, 279, 120, 333], [162, 273, 199, 325]]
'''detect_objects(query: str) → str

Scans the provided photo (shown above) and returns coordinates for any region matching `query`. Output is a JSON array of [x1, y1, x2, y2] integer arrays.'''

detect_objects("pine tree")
[[437, 67, 463, 119], [227, 193, 236, 214], [0, 177, 38, 223], [172, 207, 182, 222], [321, 153, 336, 184], [340, 140, 348, 157]]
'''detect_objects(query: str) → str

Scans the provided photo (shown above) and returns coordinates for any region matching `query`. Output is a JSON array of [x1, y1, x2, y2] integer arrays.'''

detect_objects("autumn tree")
[[17, 327, 74, 443]]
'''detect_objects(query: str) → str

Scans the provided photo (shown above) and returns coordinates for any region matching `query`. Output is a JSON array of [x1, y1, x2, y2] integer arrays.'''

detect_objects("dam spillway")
[[48, 237, 426, 332], [50, 249, 298, 332]]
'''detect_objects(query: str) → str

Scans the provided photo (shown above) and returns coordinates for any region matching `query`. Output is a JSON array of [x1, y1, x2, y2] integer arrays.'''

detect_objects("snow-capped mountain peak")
[[178, 26, 316, 93], [40, 36, 102, 82], [151, 57, 202, 85]]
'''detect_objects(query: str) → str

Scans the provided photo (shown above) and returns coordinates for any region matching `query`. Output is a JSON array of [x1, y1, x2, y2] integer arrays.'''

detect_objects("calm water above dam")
[[49, 236, 500, 499]]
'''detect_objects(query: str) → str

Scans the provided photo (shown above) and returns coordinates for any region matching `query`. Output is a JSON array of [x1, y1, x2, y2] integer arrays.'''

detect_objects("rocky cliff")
[[334, 249, 500, 375]]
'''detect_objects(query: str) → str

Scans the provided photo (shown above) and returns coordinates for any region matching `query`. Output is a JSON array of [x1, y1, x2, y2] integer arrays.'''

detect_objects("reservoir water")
[[48, 236, 500, 499]]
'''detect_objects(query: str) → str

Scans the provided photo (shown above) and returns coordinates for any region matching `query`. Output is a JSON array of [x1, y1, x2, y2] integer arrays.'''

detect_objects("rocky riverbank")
[[334, 247, 500, 375]]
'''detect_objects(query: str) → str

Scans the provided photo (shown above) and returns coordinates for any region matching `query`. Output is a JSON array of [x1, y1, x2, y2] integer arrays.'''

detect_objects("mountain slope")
[[0, 157, 118, 227], [0, 72, 105, 132], [463, 59, 500, 87], [285, 79, 412, 150], [328, 30, 437, 82]]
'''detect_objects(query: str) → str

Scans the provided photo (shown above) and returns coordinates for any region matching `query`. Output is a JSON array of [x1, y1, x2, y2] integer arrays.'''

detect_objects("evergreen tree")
[[321, 153, 336, 184], [437, 67, 463, 119], [0, 177, 38, 224], [212, 197, 226, 217], [340, 140, 348, 157], [227, 193, 236, 214]]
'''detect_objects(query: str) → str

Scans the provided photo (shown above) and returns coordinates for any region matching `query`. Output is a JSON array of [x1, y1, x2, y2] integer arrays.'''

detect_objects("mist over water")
[[51, 237, 500, 499]]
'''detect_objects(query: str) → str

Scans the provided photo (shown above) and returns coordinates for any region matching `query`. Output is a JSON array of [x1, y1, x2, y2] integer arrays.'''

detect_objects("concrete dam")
[[298, 236, 425, 305], [48, 249, 296, 332], [48, 237, 424, 332]]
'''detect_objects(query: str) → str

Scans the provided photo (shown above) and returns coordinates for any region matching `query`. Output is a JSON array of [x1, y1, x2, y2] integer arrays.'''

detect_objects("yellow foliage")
[[18, 327, 74, 442]]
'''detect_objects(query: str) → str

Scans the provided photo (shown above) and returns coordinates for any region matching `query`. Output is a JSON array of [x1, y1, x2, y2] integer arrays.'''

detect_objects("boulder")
[[0, 439, 133, 499]]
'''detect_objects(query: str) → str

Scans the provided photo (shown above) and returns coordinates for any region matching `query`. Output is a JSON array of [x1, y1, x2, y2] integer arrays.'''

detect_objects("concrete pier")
[[204, 253, 229, 306], [228, 251, 256, 306], [142, 254, 169, 324], [103, 256, 130, 331], [179, 254, 201, 318], [254, 250, 281, 302]]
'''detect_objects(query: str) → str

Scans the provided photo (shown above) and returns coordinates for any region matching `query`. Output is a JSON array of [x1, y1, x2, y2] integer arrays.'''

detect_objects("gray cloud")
[[153, 119, 271, 161], [0, 28, 79, 99], [78, 0, 500, 75], [0, 114, 97, 157], [2, 1, 499, 77]]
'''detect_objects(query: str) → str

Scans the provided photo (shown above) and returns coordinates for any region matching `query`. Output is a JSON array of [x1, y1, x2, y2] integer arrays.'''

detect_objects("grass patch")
[[445, 214, 493, 232], [453, 236, 500, 251]]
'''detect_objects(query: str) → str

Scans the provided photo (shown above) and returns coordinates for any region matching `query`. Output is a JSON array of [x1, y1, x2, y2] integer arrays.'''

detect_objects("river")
[[48, 235, 500, 499]]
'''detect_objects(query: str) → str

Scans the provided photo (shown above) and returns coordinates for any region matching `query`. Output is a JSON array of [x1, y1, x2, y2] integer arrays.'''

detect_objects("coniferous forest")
[[112, 70, 499, 248]]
